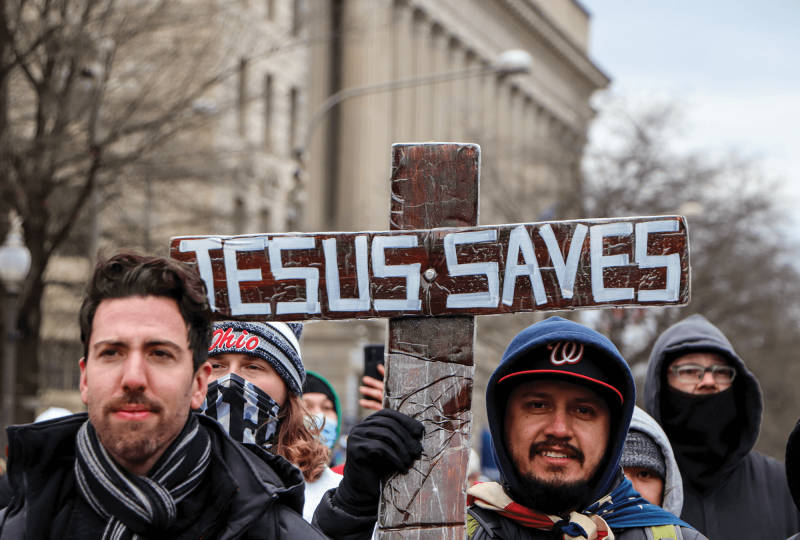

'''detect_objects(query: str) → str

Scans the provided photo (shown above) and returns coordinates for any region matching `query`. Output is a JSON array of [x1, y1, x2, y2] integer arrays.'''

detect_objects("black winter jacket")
[[312, 489, 375, 540], [0, 413, 328, 540], [644, 314, 800, 540]]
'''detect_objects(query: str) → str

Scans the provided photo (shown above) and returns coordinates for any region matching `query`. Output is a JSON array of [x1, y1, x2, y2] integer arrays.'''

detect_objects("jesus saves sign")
[[170, 216, 690, 321]]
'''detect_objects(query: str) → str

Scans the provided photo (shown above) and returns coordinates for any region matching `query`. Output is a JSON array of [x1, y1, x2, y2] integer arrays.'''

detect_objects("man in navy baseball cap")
[[466, 317, 702, 540]]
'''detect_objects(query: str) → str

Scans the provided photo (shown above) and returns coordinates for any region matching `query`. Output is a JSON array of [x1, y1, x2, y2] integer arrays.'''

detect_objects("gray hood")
[[643, 314, 762, 470], [629, 406, 683, 517]]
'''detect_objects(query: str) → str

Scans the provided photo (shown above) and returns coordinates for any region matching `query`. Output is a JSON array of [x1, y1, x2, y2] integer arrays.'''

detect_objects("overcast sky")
[[580, 0, 800, 217]]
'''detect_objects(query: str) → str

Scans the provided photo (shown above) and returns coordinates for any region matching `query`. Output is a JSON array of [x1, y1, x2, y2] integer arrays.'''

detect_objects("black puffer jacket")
[[0, 413, 328, 540], [644, 314, 800, 540]]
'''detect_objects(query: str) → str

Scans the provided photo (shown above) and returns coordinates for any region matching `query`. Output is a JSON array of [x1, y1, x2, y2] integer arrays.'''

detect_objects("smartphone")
[[363, 344, 385, 382]]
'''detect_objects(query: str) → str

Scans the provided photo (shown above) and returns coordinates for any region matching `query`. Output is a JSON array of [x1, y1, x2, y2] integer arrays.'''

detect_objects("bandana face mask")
[[199, 373, 282, 448], [308, 412, 338, 449]]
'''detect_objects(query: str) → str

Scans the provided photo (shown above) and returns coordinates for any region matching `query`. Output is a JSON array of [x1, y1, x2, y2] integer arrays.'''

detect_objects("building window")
[[289, 86, 299, 156], [234, 197, 246, 234], [264, 74, 273, 150], [260, 207, 271, 232], [292, 0, 302, 35], [238, 58, 249, 137]]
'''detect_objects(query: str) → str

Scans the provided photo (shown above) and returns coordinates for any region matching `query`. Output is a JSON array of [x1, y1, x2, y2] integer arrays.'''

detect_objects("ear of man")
[[191, 362, 212, 410]]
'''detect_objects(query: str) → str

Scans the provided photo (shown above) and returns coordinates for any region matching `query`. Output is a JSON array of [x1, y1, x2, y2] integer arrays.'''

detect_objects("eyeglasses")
[[668, 364, 737, 384]]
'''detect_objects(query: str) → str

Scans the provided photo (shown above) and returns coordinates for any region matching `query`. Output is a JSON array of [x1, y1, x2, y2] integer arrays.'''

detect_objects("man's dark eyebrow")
[[515, 390, 554, 399], [91, 340, 127, 350], [571, 396, 603, 406], [515, 388, 604, 406], [91, 339, 182, 350], [144, 340, 182, 350]]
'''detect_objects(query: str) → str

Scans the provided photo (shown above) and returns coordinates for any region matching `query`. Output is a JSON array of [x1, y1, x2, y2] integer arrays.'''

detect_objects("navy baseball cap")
[[498, 341, 624, 405]]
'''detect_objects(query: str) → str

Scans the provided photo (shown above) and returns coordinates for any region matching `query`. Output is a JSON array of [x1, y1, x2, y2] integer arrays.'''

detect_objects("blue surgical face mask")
[[309, 412, 338, 449]]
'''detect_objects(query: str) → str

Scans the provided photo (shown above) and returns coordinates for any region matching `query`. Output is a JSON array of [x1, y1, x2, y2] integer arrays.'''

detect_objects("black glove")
[[332, 409, 424, 516]]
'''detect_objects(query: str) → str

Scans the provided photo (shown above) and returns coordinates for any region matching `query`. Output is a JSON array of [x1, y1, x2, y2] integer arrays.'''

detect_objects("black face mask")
[[199, 373, 282, 448], [660, 387, 739, 492]]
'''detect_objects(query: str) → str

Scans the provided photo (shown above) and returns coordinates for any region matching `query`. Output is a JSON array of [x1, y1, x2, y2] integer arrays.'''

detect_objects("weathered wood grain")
[[389, 144, 479, 230], [378, 143, 478, 539], [379, 317, 474, 534]]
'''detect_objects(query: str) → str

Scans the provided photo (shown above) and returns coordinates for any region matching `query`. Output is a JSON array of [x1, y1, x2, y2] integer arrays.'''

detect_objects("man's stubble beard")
[[506, 439, 606, 516], [89, 391, 190, 468]]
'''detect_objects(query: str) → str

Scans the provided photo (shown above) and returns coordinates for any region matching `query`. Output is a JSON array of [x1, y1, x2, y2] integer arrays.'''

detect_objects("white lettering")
[[539, 224, 588, 300], [502, 225, 547, 306], [635, 220, 680, 302], [590, 223, 634, 302], [444, 230, 499, 308], [179, 238, 222, 311], [323, 236, 370, 312], [223, 238, 271, 315], [371, 235, 421, 311], [268, 237, 321, 314]]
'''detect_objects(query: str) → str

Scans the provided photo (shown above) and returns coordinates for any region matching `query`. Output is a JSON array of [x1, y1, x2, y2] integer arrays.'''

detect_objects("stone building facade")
[[37, 0, 609, 443]]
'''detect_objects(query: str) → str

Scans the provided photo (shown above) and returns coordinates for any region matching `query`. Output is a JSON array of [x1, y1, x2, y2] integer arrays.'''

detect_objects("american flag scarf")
[[468, 477, 691, 540], [468, 482, 612, 539], [74, 414, 211, 540]]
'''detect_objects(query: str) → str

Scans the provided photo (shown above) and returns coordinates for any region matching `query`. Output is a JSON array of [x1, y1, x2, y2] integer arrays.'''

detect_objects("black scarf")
[[660, 387, 740, 493], [75, 414, 211, 540]]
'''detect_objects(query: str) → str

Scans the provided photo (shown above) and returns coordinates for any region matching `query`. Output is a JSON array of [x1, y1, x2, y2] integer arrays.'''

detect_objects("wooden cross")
[[170, 143, 690, 540]]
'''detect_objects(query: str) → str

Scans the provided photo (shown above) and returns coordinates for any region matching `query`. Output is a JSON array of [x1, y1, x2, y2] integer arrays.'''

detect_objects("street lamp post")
[[298, 49, 533, 158], [0, 212, 32, 448]]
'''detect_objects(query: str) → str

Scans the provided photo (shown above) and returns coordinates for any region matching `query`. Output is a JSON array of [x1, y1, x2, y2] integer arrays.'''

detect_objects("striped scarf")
[[75, 414, 211, 540]]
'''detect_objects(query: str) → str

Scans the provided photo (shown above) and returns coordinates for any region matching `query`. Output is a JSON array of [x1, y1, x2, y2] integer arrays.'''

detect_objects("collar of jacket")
[[5, 412, 305, 540]]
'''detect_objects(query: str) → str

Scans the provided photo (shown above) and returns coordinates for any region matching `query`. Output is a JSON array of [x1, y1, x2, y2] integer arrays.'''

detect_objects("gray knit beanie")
[[208, 321, 305, 396], [620, 429, 666, 479]]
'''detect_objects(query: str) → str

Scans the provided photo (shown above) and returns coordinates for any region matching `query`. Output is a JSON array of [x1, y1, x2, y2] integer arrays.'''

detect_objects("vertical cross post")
[[378, 143, 479, 540]]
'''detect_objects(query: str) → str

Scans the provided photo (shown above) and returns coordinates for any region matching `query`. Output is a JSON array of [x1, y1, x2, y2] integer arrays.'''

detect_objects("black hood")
[[644, 314, 762, 475], [786, 418, 800, 512]]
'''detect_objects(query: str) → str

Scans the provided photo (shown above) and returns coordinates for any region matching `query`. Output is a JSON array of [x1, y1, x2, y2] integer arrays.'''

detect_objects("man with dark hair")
[[0, 252, 328, 539], [644, 314, 800, 539], [78, 252, 213, 371], [467, 317, 703, 540]]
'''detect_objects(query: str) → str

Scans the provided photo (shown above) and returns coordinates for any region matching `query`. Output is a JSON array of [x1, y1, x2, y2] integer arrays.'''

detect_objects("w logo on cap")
[[548, 342, 584, 366]]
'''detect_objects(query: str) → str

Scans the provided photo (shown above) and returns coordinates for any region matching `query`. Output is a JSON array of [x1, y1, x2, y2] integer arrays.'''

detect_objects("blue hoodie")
[[486, 316, 636, 505]]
